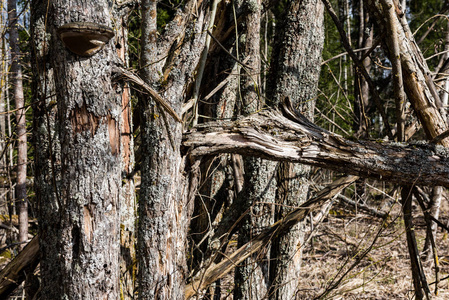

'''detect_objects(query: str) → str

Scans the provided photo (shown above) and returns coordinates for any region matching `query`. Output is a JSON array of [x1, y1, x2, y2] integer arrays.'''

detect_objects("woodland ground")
[[2, 181, 449, 300], [211, 178, 449, 300]]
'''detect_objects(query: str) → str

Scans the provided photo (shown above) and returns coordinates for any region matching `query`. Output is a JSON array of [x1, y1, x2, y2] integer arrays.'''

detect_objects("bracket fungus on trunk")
[[57, 22, 114, 57]]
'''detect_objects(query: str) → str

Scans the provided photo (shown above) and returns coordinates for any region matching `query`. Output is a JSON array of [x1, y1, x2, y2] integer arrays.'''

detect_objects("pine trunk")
[[266, 0, 324, 298], [33, 0, 123, 298]]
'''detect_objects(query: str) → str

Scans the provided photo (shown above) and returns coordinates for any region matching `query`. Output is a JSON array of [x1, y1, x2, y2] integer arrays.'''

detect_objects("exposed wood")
[[183, 102, 449, 188], [365, 0, 449, 146], [34, 0, 123, 298], [265, 0, 324, 298], [138, 1, 207, 298]]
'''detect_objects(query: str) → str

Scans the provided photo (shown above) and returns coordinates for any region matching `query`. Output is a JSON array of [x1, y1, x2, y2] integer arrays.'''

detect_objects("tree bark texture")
[[31, 1, 60, 298], [33, 0, 123, 298], [138, 2, 207, 298], [183, 105, 449, 188], [114, 4, 137, 299], [265, 1, 324, 298], [233, 1, 276, 299], [8, 0, 28, 248]]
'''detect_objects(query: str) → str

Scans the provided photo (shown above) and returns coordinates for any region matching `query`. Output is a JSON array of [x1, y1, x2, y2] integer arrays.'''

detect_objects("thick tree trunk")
[[33, 0, 123, 298], [265, 1, 324, 298], [8, 0, 27, 249], [138, 2, 207, 298], [31, 1, 59, 299]]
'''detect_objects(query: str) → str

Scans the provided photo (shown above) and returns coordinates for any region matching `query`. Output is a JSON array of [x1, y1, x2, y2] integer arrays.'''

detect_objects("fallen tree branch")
[[0, 235, 39, 299], [183, 101, 449, 188], [112, 66, 182, 123], [337, 194, 388, 219], [185, 175, 358, 298]]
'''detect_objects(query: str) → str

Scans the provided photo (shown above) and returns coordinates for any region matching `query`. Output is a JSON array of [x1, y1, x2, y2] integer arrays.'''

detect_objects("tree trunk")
[[265, 1, 324, 298], [233, 1, 276, 299], [138, 2, 207, 298], [31, 1, 59, 298], [8, 0, 27, 249], [33, 0, 123, 298], [353, 0, 373, 136]]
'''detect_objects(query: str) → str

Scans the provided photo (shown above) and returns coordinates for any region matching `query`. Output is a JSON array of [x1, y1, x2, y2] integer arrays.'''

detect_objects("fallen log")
[[0, 235, 39, 299], [183, 100, 449, 188]]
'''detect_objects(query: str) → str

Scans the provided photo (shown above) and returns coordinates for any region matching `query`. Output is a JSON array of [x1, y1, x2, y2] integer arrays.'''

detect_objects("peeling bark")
[[183, 103, 449, 188]]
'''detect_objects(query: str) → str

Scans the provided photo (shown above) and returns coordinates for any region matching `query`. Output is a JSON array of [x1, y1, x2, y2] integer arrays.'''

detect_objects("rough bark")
[[31, 0, 59, 298], [183, 103, 449, 188], [33, 0, 123, 298], [138, 2, 207, 298], [233, 1, 275, 299], [264, 1, 324, 298], [8, 0, 28, 249]]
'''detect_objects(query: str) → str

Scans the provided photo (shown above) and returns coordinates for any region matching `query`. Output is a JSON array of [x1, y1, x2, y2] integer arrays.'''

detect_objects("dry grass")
[[295, 196, 449, 300]]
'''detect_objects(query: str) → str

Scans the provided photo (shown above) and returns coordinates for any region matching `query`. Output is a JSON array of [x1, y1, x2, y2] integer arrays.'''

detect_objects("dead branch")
[[0, 236, 39, 299], [112, 66, 182, 122], [183, 101, 449, 188], [185, 175, 358, 298], [337, 194, 387, 219]]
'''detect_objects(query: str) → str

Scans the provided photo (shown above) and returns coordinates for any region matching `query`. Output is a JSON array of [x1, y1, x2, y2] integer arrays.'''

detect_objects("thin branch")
[[321, 0, 394, 139], [112, 66, 182, 123], [185, 175, 358, 298]]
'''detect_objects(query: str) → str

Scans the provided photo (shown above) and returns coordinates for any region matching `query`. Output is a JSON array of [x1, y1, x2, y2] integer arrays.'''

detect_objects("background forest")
[[1, 0, 449, 299]]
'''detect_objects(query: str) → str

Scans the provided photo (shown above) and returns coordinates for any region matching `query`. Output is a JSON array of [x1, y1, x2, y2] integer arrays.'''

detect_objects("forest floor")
[[214, 181, 449, 299], [294, 186, 449, 300], [3, 183, 449, 299]]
